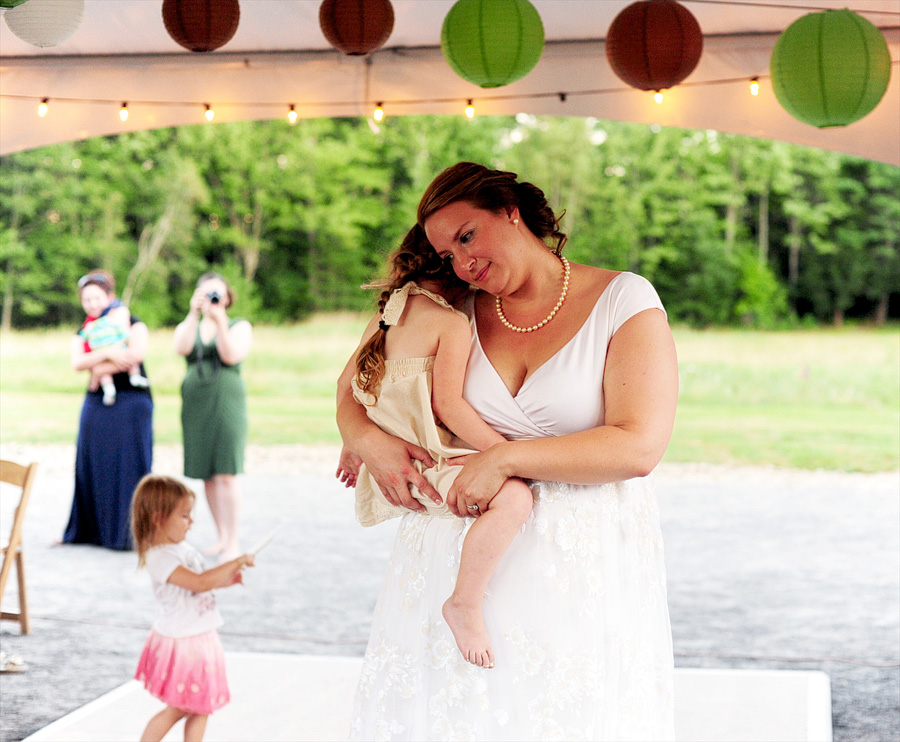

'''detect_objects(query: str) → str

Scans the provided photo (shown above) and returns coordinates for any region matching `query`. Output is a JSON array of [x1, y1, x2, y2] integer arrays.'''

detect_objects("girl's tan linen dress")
[[351, 283, 474, 527]]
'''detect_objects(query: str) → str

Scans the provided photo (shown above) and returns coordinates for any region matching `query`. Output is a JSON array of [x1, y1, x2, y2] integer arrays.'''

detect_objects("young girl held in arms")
[[131, 475, 254, 742], [337, 226, 534, 669]]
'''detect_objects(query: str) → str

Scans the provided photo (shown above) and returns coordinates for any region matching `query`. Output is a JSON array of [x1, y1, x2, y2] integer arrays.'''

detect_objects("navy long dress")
[[62, 318, 153, 550]]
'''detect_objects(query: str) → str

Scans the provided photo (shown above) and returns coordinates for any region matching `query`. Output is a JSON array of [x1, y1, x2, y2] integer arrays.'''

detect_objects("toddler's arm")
[[167, 554, 255, 592], [431, 312, 506, 452]]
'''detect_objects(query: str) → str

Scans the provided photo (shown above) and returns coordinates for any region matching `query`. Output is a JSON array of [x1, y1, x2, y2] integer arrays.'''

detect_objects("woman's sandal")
[[0, 651, 28, 673]]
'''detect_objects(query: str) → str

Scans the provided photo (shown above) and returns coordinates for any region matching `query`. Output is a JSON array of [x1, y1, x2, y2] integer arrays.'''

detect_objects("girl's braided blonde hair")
[[355, 224, 468, 399]]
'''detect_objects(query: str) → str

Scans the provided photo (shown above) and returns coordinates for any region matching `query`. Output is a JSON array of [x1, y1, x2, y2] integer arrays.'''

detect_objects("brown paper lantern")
[[319, 0, 394, 56], [606, 0, 703, 91], [163, 0, 240, 53]]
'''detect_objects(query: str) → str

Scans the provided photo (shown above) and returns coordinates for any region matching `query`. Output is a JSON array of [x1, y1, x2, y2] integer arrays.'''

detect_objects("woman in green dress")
[[174, 273, 253, 561]]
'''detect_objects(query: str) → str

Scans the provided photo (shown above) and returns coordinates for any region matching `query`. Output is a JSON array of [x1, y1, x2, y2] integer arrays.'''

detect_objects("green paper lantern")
[[441, 0, 544, 88], [770, 9, 891, 128]]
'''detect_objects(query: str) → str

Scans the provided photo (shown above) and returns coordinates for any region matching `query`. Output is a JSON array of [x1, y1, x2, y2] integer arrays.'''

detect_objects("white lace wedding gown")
[[351, 273, 675, 741]]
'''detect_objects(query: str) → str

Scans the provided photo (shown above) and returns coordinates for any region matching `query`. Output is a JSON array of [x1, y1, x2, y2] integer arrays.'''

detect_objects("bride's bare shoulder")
[[570, 263, 622, 303]]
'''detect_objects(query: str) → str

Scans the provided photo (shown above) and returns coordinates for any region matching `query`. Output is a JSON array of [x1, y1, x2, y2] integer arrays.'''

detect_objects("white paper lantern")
[[4, 0, 85, 48]]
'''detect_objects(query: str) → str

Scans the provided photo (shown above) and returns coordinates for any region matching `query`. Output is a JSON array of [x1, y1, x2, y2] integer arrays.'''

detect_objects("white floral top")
[[144, 542, 223, 638]]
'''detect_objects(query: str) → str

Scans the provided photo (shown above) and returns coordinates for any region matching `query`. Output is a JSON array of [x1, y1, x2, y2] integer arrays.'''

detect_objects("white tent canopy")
[[1, 0, 898, 162]]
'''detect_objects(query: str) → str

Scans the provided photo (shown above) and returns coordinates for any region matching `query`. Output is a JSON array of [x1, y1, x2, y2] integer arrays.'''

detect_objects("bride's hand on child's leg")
[[336, 446, 362, 488], [360, 434, 442, 511]]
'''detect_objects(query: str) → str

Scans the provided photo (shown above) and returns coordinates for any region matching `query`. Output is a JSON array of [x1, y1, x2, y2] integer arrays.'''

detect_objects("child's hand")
[[226, 554, 255, 586], [336, 446, 363, 488]]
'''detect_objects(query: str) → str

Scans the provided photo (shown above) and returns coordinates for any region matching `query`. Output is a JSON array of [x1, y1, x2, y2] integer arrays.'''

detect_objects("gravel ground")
[[0, 444, 897, 742]]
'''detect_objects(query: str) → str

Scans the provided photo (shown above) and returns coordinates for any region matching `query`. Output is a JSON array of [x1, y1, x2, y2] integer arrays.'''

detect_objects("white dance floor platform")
[[24, 652, 832, 742]]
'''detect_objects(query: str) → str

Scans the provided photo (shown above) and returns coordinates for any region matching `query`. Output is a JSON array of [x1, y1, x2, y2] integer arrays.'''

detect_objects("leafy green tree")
[[1, 116, 897, 328], [734, 248, 790, 327], [1, 142, 130, 327], [833, 158, 900, 326]]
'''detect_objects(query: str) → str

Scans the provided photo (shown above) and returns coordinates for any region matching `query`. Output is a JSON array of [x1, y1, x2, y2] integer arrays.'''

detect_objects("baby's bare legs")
[[99, 372, 117, 406], [129, 363, 150, 388], [141, 705, 186, 741], [442, 478, 533, 668]]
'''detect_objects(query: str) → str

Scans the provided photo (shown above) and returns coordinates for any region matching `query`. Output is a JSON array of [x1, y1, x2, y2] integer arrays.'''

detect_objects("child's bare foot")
[[442, 597, 494, 668]]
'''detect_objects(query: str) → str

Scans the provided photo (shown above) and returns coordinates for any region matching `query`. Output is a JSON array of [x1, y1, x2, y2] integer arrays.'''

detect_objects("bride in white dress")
[[337, 163, 678, 741]]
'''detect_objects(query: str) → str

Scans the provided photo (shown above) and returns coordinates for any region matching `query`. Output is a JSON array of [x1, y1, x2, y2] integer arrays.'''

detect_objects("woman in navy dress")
[[62, 270, 153, 550]]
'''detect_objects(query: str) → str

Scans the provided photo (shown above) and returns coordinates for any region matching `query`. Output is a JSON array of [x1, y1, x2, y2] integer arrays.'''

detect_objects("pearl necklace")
[[495, 256, 570, 333]]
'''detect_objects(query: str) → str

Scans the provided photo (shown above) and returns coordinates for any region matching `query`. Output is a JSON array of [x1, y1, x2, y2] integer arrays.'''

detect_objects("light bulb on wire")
[[37, 98, 48, 117], [205, 104, 215, 122], [373, 102, 384, 122], [119, 103, 129, 122], [288, 104, 298, 125], [653, 91, 664, 105], [465, 99, 475, 119], [749, 78, 760, 96]]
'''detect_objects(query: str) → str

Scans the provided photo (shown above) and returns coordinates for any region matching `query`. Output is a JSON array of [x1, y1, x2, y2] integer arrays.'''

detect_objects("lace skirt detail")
[[351, 477, 675, 741]]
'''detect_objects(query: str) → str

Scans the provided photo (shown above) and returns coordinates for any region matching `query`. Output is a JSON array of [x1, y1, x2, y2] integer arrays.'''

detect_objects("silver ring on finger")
[[466, 504, 480, 512]]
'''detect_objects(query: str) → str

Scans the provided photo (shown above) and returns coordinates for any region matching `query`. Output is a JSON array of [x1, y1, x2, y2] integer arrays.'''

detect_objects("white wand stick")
[[249, 524, 285, 556]]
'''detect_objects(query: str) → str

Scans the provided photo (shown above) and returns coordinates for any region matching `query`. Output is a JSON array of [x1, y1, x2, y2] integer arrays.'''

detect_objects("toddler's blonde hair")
[[355, 224, 468, 400], [131, 474, 195, 566]]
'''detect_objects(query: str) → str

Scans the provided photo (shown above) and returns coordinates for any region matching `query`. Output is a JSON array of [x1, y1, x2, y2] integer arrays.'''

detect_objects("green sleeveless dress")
[[180, 319, 247, 479]]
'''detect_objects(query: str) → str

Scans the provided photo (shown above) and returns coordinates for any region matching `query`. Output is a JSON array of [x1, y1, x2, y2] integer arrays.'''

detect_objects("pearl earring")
[[512, 218, 519, 225]]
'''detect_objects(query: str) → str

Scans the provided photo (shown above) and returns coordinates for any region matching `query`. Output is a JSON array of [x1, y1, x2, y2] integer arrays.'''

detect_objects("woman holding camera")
[[174, 272, 252, 561]]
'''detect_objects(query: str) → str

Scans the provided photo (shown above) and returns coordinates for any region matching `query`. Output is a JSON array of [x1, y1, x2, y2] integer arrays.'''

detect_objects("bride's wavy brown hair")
[[355, 224, 468, 400], [417, 162, 567, 255]]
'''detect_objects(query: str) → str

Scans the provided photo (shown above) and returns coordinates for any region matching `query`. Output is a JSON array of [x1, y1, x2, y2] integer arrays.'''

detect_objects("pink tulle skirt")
[[135, 629, 230, 715]]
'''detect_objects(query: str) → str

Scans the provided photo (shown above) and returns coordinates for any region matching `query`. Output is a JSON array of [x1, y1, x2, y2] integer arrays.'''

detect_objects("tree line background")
[[1, 114, 897, 330]]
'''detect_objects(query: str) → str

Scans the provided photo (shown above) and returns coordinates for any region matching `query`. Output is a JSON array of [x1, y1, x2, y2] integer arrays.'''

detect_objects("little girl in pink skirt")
[[131, 475, 254, 741]]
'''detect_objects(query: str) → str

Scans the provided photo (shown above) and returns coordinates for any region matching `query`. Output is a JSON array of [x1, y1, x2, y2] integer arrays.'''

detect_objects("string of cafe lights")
[[11, 67, 888, 125], [3, 0, 896, 125]]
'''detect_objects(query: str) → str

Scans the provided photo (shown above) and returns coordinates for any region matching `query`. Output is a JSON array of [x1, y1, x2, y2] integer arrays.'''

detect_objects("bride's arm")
[[448, 309, 677, 512], [336, 322, 444, 511]]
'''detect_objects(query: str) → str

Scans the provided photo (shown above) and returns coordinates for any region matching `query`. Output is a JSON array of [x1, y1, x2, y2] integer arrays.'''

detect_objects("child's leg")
[[100, 373, 117, 406], [442, 478, 533, 668], [141, 705, 186, 742], [129, 363, 150, 388], [183, 713, 209, 742]]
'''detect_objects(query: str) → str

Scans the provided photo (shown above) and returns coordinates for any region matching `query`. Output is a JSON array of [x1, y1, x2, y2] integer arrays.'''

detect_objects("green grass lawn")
[[1, 318, 897, 472]]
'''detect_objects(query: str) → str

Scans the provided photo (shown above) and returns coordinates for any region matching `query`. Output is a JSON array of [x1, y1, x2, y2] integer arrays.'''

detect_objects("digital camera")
[[207, 289, 223, 304]]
